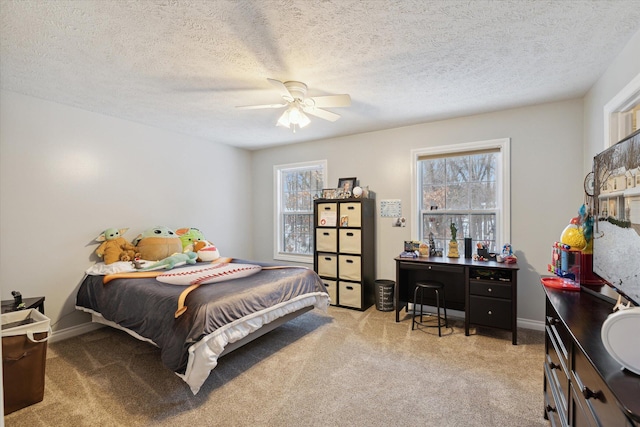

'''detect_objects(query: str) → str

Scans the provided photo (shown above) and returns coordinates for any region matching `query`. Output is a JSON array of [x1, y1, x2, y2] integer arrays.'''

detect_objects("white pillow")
[[156, 262, 262, 286]]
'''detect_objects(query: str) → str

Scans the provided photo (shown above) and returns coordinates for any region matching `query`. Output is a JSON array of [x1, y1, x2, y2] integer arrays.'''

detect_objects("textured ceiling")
[[2, 0, 640, 150]]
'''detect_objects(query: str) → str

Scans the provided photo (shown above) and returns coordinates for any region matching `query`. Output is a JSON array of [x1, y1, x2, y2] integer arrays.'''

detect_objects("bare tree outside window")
[[419, 152, 498, 254], [277, 163, 325, 259]]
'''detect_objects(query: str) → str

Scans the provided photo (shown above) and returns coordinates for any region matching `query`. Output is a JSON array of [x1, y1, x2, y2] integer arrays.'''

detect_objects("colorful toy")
[[193, 240, 220, 262], [133, 226, 183, 261], [95, 228, 140, 265]]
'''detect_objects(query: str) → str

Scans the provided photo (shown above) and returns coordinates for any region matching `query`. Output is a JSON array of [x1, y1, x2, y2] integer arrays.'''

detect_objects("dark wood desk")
[[1, 296, 45, 315], [395, 256, 519, 344]]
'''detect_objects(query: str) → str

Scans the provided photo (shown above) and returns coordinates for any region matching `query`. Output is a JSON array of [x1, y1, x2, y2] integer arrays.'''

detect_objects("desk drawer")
[[317, 254, 337, 278], [469, 295, 511, 329], [339, 203, 361, 227], [339, 229, 361, 254], [339, 255, 361, 281], [316, 229, 337, 252], [469, 280, 511, 299]]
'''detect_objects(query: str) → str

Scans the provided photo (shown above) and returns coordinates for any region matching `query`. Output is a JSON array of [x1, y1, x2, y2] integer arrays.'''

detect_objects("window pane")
[[418, 148, 501, 256], [277, 163, 324, 258]]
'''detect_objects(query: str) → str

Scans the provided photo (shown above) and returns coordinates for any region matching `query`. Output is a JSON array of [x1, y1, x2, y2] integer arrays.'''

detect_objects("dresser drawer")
[[321, 279, 337, 306], [317, 254, 337, 277], [316, 229, 337, 252], [339, 202, 361, 227], [544, 363, 566, 425], [572, 348, 631, 427], [469, 280, 511, 299], [339, 281, 362, 309], [338, 255, 361, 281], [339, 229, 361, 254], [469, 295, 511, 329], [317, 202, 337, 226], [546, 331, 569, 404], [546, 300, 570, 365]]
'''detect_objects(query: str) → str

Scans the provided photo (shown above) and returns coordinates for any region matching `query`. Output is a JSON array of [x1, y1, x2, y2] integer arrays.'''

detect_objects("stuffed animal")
[[193, 240, 220, 262], [137, 251, 198, 271], [175, 227, 207, 252], [95, 228, 140, 265], [133, 226, 183, 261]]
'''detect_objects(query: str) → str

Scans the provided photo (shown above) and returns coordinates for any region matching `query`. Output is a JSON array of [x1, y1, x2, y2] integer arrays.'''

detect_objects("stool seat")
[[412, 281, 448, 336]]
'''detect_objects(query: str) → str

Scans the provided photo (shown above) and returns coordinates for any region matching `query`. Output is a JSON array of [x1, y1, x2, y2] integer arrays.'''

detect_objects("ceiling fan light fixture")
[[277, 105, 310, 130]]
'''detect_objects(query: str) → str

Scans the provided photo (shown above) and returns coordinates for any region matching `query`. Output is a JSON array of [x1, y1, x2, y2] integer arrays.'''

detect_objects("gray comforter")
[[76, 260, 327, 373]]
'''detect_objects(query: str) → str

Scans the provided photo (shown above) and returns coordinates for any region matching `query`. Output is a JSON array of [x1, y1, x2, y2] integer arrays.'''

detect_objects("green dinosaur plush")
[[137, 252, 198, 271]]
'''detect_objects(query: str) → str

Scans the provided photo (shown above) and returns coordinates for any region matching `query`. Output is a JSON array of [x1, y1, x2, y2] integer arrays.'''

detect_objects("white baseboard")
[[517, 318, 545, 331], [49, 321, 104, 344]]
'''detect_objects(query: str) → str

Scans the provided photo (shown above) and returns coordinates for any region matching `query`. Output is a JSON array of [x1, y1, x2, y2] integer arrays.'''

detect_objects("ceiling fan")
[[236, 79, 351, 132]]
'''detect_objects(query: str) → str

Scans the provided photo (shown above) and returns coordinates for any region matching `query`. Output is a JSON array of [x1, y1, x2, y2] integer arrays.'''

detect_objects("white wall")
[[251, 99, 585, 323], [0, 91, 253, 332], [584, 28, 640, 171]]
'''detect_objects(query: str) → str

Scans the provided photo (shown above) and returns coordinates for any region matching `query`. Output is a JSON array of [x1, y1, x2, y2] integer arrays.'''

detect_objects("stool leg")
[[442, 287, 448, 328], [412, 286, 418, 330], [435, 289, 441, 337]]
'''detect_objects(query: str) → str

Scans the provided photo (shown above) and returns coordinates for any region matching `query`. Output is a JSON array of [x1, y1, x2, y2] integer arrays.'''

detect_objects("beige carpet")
[[4, 306, 547, 427]]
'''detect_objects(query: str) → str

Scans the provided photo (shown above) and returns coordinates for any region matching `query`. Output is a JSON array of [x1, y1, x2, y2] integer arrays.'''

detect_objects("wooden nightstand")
[[1, 296, 45, 315]]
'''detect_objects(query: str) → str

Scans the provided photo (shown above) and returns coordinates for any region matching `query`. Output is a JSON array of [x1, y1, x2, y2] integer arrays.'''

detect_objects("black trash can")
[[374, 280, 395, 311]]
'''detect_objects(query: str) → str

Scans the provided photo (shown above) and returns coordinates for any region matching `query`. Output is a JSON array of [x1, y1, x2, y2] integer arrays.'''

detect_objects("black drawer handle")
[[348, 206, 355, 210], [324, 257, 332, 261], [347, 232, 354, 236], [323, 206, 332, 210], [323, 232, 330, 236], [582, 386, 603, 401], [346, 286, 354, 290], [545, 404, 556, 413], [548, 362, 560, 370], [346, 260, 354, 264]]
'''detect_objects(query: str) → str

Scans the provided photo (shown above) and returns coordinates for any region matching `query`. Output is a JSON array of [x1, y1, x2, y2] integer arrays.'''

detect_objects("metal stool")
[[412, 281, 448, 336]]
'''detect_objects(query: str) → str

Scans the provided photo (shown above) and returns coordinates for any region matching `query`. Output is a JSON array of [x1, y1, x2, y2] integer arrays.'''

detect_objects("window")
[[411, 139, 510, 255], [274, 160, 327, 262]]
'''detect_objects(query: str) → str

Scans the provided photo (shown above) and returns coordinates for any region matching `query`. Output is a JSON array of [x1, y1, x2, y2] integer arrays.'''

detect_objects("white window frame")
[[410, 138, 511, 249], [604, 72, 640, 148], [273, 160, 327, 263]]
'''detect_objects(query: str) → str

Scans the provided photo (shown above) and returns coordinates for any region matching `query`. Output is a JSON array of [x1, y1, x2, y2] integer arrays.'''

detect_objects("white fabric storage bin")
[[317, 203, 338, 226], [316, 229, 337, 252], [317, 254, 337, 277], [338, 255, 361, 281], [339, 229, 361, 254], [339, 202, 362, 227], [321, 279, 337, 306], [339, 282, 362, 309]]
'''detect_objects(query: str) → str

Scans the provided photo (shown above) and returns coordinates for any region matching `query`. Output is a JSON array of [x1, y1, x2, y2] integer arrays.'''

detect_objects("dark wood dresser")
[[543, 283, 640, 426]]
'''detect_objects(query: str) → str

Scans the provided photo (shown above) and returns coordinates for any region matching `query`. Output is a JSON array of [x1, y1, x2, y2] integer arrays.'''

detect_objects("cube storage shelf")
[[314, 198, 375, 311]]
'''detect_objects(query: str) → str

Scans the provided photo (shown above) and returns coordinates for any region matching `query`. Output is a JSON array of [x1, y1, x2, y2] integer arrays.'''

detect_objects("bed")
[[75, 259, 329, 394]]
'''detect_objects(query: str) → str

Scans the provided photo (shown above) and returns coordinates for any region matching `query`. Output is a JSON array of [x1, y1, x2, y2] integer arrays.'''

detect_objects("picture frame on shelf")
[[337, 177, 357, 197], [322, 188, 337, 199]]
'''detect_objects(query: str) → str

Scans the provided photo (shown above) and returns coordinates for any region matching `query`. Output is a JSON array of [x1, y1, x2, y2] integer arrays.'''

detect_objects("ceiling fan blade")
[[236, 103, 288, 110], [267, 78, 293, 100], [308, 94, 351, 108], [302, 106, 341, 122]]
